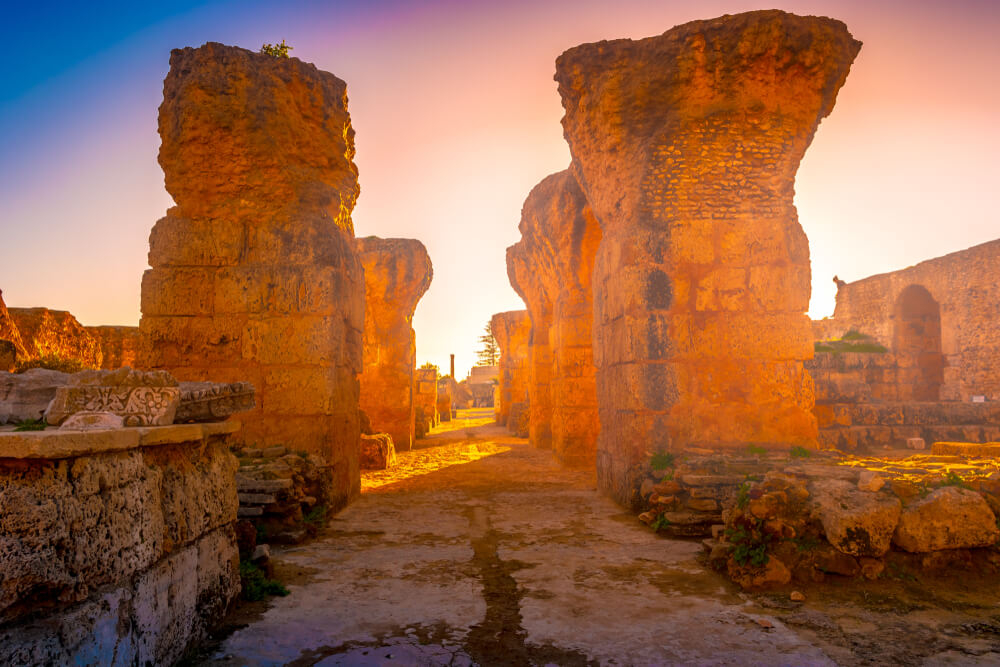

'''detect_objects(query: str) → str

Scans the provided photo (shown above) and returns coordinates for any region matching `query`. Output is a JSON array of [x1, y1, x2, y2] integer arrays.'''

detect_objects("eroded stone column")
[[140, 43, 365, 507], [508, 170, 602, 466], [356, 237, 432, 451], [491, 310, 531, 433], [414, 367, 438, 438], [555, 11, 860, 504]]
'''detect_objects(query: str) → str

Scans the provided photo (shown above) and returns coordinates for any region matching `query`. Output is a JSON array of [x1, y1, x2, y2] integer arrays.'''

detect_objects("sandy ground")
[[198, 412, 1000, 666]]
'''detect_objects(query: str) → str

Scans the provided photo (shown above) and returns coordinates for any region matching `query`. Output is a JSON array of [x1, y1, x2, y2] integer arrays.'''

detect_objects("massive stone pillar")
[[356, 237, 432, 451], [555, 11, 860, 504], [508, 170, 602, 466], [140, 43, 365, 507], [491, 310, 531, 433]]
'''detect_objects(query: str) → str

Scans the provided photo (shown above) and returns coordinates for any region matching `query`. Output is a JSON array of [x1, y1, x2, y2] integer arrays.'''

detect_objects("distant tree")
[[420, 362, 439, 374], [476, 321, 499, 366], [260, 40, 293, 58]]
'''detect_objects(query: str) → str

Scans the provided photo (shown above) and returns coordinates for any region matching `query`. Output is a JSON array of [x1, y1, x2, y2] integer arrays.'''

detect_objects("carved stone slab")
[[45, 368, 180, 426], [175, 381, 256, 423]]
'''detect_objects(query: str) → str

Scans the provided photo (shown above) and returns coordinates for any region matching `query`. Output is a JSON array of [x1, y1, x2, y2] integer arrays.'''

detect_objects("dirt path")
[[202, 417, 1000, 666]]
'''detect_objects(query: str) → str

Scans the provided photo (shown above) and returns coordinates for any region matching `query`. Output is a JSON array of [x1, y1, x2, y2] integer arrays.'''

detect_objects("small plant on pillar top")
[[260, 39, 293, 58]]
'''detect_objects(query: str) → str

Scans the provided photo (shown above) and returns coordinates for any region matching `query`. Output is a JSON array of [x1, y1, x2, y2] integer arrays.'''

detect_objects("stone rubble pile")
[[638, 451, 1000, 590], [235, 445, 333, 544]]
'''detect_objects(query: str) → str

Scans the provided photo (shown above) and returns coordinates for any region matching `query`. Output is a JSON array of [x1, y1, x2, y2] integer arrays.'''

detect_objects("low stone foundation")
[[637, 449, 1000, 590], [0, 422, 241, 664], [817, 402, 1000, 452]]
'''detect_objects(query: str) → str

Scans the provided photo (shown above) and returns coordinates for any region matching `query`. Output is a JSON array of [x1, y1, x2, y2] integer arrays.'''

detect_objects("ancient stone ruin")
[[810, 239, 1000, 451], [491, 310, 531, 436], [9, 307, 102, 369], [554, 10, 861, 505], [139, 42, 365, 506], [356, 236, 433, 451], [508, 169, 602, 467], [414, 366, 438, 438]]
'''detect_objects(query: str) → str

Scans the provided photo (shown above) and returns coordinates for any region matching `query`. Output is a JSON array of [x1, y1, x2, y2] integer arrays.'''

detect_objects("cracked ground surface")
[[200, 413, 1000, 666]]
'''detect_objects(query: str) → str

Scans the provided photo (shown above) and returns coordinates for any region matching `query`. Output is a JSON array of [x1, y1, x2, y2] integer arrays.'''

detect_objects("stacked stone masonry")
[[491, 310, 531, 435], [138, 43, 364, 508], [555, 10, 860, 506], [508, 169, 602, 467], [356, 237, 432, 451], [0, 422, 241, 665]]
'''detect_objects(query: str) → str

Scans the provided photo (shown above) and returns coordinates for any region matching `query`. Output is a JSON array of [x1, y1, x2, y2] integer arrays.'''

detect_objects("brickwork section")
[[555, 10, 860, 505]]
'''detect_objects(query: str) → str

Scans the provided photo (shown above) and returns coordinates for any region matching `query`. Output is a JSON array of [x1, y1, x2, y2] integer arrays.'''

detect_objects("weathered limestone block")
[[139, 42, 364, 506], [0, 423, 240, 662], [810, 479, 901, 557], [0, 368, 71, 424], [893, 486, 1000, 552], [9, 307, 102, 368], [175, 380, 256, 423], [59, 411, 125, 430], [491, 311, 531, 430], [45, 368, 180, 426], [0, 289, 27, 365], [414, 367, 438, 436], [555, 10, 860, 505], [508, 169, 602, 466], [356, 237, 432, 451], [360, 433, 397, 470], [86, 325, 140, 370]]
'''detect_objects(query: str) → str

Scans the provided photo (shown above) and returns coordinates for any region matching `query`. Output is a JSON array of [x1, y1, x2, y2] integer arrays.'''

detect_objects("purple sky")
[[1, 0, 998, 378]]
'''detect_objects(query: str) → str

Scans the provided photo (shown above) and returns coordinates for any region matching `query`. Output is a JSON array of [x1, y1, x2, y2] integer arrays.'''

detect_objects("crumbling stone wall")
[[139, 43, 365, 506], [0, 423, 241, 664], [9, 307, 102, 368], [356, 237, 432, 451], [491, 310, 531, 432], [819, 239, 1000, 401], [508, 170, 602, 467], [555, 10, 860, 505], [87, 325, 140, 369]]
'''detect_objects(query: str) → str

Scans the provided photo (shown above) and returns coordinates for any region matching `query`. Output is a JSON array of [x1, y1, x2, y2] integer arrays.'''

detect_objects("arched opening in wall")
[[893, 284, 944, 401]]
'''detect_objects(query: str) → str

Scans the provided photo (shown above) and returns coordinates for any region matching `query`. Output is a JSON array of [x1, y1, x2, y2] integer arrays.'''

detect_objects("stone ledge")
[[0, 420, 242, 459]]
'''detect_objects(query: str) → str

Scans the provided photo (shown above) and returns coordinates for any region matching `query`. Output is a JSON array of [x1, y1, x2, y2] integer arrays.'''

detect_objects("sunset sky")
[[1, 0, 997, 379]]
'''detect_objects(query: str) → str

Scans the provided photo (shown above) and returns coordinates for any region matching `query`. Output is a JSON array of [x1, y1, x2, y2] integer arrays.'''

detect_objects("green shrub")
[[745, 444, 767, 456], [13, 418, 46, 431], [239, 561, 289, 601], [726, 517, 773, 567], [650, 452, 675, 471], [651, 514, 672, 533], [789, 446, 812, 459], [260, 40, 292, 58]]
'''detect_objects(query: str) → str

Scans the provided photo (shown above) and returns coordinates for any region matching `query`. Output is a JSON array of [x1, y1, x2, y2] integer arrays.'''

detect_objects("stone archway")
[[893, 284, 944, 401]]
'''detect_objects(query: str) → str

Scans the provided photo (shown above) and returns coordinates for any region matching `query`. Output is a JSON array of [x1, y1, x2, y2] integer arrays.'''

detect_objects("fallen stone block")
[[893, 486, 1000, 552], [44, 367, 180, 426], [811, 479, 901, 557], [0, 368, 70, 424], [360, 433, 397, 470], [174, 381, 255, 423], [59, 411, 124, 431]]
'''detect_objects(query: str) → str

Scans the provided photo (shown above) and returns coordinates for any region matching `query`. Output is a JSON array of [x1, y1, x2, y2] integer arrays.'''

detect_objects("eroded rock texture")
[[491, 310, 531, 430], [87, 325, 140, 369], [508, 170, 602, 466], [0, 290, 27, 368], [139, 43, 364, 505], [555, 10, 860, 504], [356, 237, 432, 451], [9, 307, 102, 368]]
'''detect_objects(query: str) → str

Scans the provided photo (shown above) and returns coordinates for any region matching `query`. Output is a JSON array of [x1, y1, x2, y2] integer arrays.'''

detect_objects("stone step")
[[237, 506, 263, 518], [238, 492, 277, 505], [236, 476, 293, 493]]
